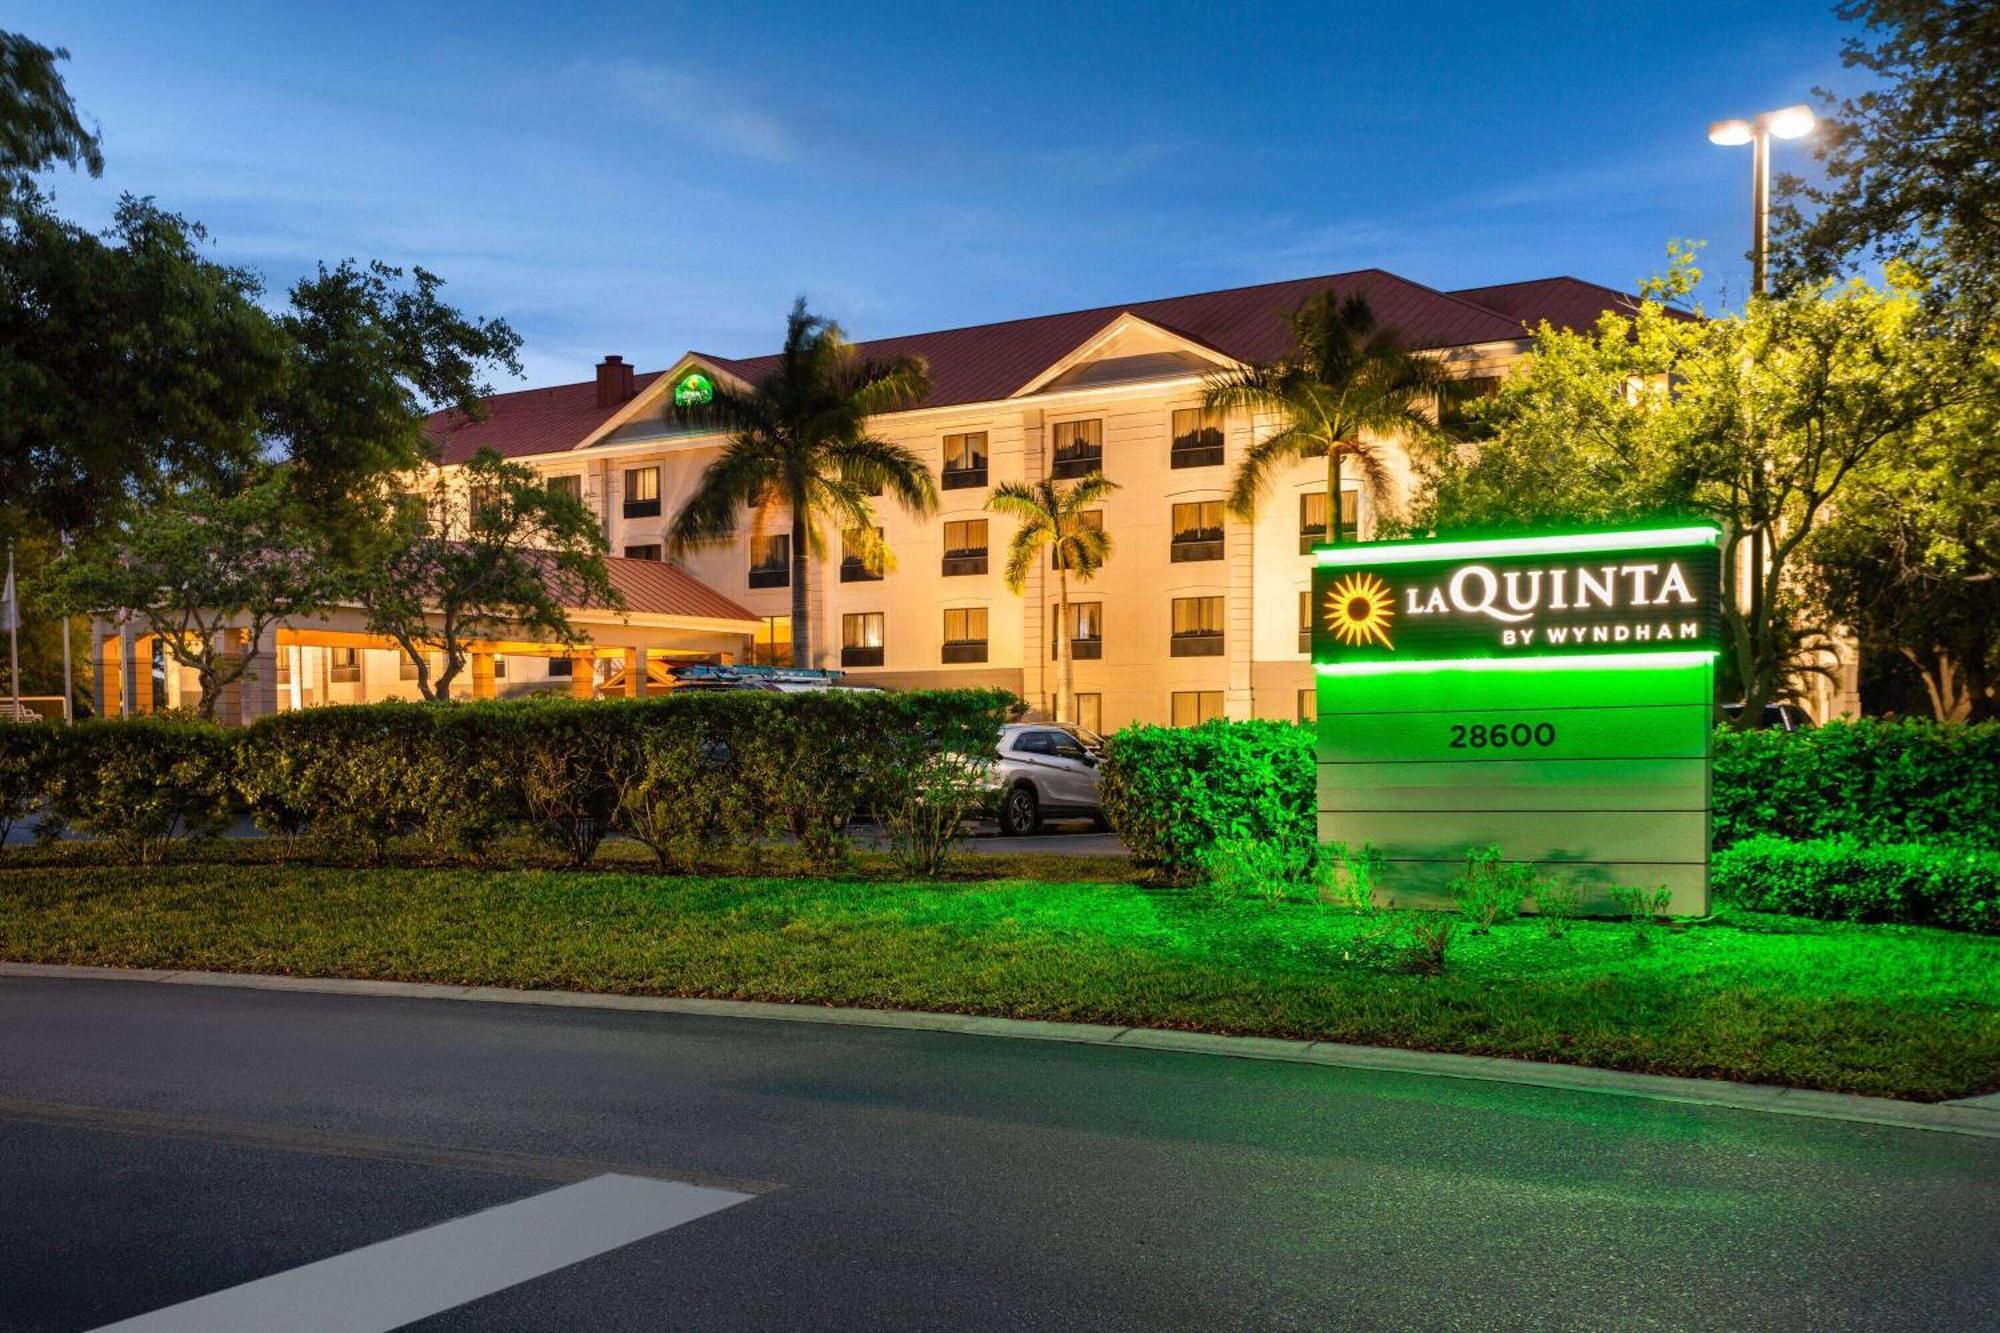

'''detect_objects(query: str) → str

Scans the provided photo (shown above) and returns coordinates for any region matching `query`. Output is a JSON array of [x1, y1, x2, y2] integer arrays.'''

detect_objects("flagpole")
[[60, 532, 74, 720], [6, 542, 19, 724]]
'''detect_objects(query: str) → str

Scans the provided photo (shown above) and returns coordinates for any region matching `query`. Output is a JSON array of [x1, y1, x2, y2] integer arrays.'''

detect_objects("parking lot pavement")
[[5, 975, 1998, 1332]]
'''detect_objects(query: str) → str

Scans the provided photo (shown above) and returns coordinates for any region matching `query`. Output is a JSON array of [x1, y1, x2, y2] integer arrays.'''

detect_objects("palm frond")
[[1226, 421, 1320, 517], [667, 435, 780, 556]]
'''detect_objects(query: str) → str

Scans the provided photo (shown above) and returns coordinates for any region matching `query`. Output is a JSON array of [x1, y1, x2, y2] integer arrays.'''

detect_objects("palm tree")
[[667, 299, 936, 668], [988, 472, 1118, 723], [1203, 291, 1449, 540]]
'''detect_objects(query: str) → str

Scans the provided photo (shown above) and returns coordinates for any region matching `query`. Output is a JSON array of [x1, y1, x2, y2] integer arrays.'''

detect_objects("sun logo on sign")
[[1325, 572, 1395, 649]]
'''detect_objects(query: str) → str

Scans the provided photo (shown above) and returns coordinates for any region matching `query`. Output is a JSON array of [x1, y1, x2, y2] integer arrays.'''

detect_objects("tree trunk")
[[790, 512, 811, 669], [1326, 450, 1344, 544], [1055, 563, 1072, 723]]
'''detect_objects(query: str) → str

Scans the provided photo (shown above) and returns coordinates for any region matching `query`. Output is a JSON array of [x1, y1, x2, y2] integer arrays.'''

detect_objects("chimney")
[[594, 354, 635, 409]]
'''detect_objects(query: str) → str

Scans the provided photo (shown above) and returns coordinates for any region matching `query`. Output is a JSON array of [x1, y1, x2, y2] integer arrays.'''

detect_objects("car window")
[[1011, 731, 1050, 755], [1048, 733, 1090, 760]]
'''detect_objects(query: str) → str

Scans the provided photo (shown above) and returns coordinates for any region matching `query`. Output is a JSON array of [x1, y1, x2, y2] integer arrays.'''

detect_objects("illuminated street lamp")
[[1707, 104, 1816, 296]]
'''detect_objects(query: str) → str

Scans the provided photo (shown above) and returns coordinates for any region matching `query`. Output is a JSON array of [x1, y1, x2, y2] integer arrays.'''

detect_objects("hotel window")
[[842, 612, 885, 667], [1050, 601, 1103, 660], [547, 474, 583, 504], [942, 432, 989, 489], [1299, 490, 1359, 553], [1073, 692, 1102, 736], [329, 646, 361, 684], [1052, 509, 1104, 569], [1440, 375, 1503, 432], [397, 649, 433, 682], [1050, 418, 1103, 478], [942, 519, 989, 576], [752, 615, 792, 667], [942, 607, 989, 664], [1297, 688, 1317, 722], [841, 527, 885, 582], [1170, 501, 1224, 562], [1298, 589, 1313, 654], [749, 533, 790, 588], [468, 485, 499, 525], [623, 544, 662, 561], [1170, 409, 1224, 468], [623, 466, 661, 519], [276, 651, 292, 686], [548, 657, 574, 678], [1170, 596, 1224, 656], [1171, 690, 1225, 727]]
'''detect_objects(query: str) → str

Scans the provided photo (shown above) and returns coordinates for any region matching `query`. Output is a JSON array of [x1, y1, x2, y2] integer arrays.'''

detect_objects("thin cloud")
[[594, 59, 795, 164]]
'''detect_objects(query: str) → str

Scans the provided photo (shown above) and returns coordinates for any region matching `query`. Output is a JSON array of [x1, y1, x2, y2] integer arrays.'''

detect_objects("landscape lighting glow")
[[1314, 525, 1721, 568], [1314, 649, 1718, 678]]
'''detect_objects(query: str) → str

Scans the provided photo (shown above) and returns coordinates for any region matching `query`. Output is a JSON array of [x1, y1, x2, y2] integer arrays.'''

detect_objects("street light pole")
[[1707, 104, 1815, 299], [1707, 103, 1816, 692]]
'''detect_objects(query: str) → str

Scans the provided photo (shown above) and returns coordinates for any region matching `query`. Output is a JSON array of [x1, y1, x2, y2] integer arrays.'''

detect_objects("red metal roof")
[[1448, 276, 1671, 335], [541, 552, 757, 623], [427, 268, 1645, 462]]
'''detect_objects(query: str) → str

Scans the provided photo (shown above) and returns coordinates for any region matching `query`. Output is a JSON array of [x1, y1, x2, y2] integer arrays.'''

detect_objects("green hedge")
[[1098, 720, 1316, 883], [1714, 835, 2000, 933], [0, 690, 1014, 870], [1099, 717, 2000, 883], [1712, 720, 2000, 848]]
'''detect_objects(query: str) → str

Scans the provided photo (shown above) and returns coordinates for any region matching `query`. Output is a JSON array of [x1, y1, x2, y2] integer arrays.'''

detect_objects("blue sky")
[[16, 0, 1858, 390]]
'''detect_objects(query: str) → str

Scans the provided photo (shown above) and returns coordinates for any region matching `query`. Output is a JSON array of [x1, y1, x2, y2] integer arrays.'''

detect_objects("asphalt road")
[[3, 977, 1994, 1332]]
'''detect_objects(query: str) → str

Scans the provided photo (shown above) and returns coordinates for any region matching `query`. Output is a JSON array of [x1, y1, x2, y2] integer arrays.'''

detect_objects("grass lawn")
[[2, 860, 1995, 1102]]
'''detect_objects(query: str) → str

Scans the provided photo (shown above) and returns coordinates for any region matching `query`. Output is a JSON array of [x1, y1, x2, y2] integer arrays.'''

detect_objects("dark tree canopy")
[[0, 31, 101, 192], [1773, 2, 2000, 308]]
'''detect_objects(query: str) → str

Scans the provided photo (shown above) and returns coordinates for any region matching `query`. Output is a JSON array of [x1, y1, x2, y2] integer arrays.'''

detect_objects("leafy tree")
[[357, 450, 617, 700], [272, 260, 521, 537], [1411, 256, 1988, 722], [988, 473, 1118, 724], [1, 194, 284, 539], [0, 30, 101, 192], [665, 299, 935, 668], [1773, 2, 2000, 310], [41, 475, 347, 720], [1202, 291, 1449, 531], [1804, 394, 2000, 719]]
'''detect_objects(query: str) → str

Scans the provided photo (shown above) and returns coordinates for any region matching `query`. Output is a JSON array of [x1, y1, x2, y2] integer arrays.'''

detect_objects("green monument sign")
[[1312, 524, 1723, 914]]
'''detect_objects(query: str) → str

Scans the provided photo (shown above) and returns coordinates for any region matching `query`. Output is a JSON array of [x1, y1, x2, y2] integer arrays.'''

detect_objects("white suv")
[[986, 722, 1107, 836]]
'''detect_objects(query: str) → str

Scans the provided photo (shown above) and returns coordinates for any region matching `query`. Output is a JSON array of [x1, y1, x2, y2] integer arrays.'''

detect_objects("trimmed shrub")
[[1713, 719, 2000, 849], [1099, 720, 1315, 883], [1714, 835, 2000, 933], [236, 704, 440, 859], [43, 717, 233, 863], [0, 723, 56, 848], [612, 692, 768, 872]]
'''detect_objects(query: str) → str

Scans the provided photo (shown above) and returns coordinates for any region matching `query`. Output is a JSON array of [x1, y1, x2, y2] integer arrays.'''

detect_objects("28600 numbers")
[[1448, 721, 1556, 750]]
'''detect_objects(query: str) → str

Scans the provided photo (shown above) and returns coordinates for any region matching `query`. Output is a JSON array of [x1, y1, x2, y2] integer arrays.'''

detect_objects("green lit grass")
[[2, 862, 1994, 1101]]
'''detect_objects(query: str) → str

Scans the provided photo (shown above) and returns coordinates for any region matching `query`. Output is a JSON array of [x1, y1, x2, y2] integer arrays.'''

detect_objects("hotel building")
[[97, 269, 1747, 728]]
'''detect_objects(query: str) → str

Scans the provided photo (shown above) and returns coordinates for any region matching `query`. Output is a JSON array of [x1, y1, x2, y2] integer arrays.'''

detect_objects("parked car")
[[983, 722, 1108, 836], [1721, 702, 1815, 731]]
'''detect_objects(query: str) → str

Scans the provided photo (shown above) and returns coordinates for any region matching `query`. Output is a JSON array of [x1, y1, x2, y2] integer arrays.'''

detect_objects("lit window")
[[1073, 692, 1102, 735], [942, 519, 988, 576], [1170, 409, 1223, 467], [329, 646, 361, 684], [842, 612, 885, 667], [547, 474, 583, 503], [1297, 688, 1316, 722], [1052, 509, 1104, 569], [1170, 501, 1224, 562], [1299, 491, 1358, 552], [623, 467, 661, 519], [749, 533, 790, 588], [1171, 691, 1224, 727], [1051, 419, 1103, 478], [841, 527, 885, 582], [1298, 588, 1313, 654], [1170, 596, 1224, 656], [942, 432, 989, 489], [1050, 601, 1103, 659], [942, 607, 988, 663], [753, 615, 792, 666]]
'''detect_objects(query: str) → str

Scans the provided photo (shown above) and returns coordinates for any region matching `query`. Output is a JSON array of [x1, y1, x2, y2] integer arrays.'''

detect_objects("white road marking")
[[89, 1173, 751, 1332]]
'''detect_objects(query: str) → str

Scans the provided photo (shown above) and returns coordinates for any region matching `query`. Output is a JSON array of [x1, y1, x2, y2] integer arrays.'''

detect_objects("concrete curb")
[[6, 961, 1998, 1140]]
